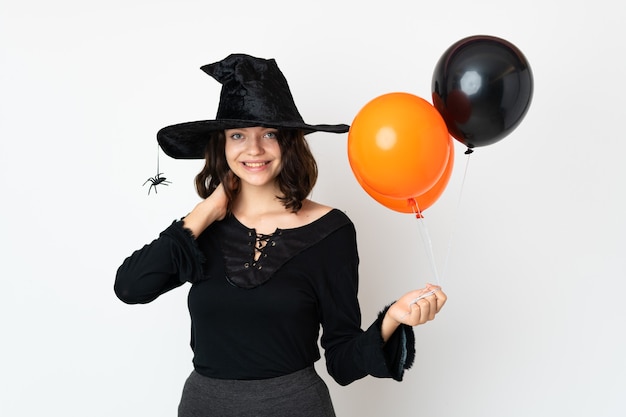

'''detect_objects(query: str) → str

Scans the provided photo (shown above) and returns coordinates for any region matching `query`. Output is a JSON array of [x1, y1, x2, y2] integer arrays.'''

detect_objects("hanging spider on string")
[[143, 144, 172, 195]]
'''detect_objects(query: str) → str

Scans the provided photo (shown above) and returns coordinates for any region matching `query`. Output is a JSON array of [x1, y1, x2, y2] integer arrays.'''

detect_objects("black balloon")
[[432, 35, 533, 150]]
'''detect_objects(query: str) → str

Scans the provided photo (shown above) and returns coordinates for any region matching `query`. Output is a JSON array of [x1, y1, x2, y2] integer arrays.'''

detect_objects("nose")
[[246, 135, 264, 155]]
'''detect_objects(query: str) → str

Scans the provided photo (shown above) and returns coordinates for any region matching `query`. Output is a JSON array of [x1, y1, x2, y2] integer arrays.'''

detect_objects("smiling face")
[[224, 126, 283, 190]]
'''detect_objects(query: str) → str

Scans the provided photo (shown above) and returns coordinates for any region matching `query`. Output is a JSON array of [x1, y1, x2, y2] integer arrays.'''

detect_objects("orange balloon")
[[348, 92, 451, 199], [358, 137, 455, 215]]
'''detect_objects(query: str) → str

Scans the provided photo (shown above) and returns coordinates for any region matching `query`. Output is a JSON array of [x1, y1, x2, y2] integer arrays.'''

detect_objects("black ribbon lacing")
[[254, 233, 274, 259]]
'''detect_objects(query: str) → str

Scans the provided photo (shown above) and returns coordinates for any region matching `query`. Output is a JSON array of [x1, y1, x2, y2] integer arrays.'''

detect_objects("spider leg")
[[143, 174, 171, 195]]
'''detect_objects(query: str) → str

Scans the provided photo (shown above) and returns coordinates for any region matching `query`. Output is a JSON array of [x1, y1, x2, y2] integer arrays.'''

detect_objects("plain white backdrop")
[[2, 1, 624, 416]]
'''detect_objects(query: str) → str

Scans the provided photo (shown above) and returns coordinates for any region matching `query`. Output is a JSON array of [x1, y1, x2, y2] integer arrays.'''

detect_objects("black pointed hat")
[[157, 53, 350, 159]]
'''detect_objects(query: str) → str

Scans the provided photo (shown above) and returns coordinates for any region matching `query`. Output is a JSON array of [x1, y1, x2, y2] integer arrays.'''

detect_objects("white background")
[[2, 1, 624, 416]]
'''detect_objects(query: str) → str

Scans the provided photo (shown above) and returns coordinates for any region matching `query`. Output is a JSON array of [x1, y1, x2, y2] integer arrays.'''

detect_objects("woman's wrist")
[[183, 199, 226, 238], [380, 306, 401, 342]]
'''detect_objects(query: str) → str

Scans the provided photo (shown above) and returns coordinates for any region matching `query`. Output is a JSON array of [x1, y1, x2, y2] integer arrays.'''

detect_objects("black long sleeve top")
[[115, 209, 414, 386]]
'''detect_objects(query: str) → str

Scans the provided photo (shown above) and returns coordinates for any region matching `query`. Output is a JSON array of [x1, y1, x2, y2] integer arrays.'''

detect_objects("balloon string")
[[440, 150, 472, 282], [410, 199, 440, 286]]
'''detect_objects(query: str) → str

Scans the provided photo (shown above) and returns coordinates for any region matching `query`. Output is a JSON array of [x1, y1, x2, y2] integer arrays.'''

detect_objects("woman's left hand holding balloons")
[[381, 284, 447, 341]]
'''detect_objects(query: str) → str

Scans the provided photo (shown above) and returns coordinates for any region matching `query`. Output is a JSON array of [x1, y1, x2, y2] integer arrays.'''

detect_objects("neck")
[[232, 182, 286, 218]]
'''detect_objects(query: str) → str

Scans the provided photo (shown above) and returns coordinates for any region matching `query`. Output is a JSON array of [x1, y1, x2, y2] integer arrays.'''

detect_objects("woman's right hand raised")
[[182, 182, 229, 239]]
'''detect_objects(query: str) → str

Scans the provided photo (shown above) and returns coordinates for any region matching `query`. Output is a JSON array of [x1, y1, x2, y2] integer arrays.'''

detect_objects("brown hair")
[[194, 129, 318, 212]]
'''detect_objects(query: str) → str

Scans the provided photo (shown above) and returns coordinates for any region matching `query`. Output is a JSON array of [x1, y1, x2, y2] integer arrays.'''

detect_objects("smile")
[[243, 162, 269, 168]]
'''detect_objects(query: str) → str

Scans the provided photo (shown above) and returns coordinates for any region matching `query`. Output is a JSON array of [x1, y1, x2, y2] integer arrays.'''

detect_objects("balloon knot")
[[408, 198, 423, 218], [464, 148, 474, 155]]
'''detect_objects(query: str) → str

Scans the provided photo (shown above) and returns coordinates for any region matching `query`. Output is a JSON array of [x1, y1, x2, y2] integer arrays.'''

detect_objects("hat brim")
[[157, 119, 350, 159]]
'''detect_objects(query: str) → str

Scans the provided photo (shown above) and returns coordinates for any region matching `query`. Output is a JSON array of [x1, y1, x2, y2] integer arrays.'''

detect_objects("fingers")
[[403, 298, 430, 325], [425, 284, 447, 313], [417, 297, 432, 323], [403, 285, 447, 326], [419, 292, 436, 322]]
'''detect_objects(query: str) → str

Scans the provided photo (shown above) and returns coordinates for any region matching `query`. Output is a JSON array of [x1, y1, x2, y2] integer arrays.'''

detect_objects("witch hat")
[[157, 53, 350, 159]]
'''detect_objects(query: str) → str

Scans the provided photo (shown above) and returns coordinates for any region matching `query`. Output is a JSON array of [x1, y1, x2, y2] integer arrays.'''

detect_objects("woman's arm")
[[319, 222, 447, 385], [182, 183, 228, 238], [114, 184, 229, 304], [114, 222, 197, 304]]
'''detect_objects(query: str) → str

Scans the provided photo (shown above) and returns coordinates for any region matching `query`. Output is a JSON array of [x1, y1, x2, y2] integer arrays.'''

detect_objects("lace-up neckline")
[[212, 209, 350, 289], [254, 232, 274, 261]]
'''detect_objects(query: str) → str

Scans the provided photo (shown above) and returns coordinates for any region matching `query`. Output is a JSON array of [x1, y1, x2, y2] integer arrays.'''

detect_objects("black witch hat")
[[157, 53, 350, 159]]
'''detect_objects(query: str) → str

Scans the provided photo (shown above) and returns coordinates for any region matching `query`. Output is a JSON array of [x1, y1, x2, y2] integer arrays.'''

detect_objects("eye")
[[264, 130, 278, 139], [229, 132, 244, 140]]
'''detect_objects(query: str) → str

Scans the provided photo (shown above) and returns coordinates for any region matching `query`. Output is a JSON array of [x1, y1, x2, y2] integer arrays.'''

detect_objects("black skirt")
[[178, 366, 336, 417]]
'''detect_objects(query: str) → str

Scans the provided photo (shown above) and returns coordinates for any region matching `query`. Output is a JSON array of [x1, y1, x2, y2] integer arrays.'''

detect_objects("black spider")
[[143, 172, 171, 195]]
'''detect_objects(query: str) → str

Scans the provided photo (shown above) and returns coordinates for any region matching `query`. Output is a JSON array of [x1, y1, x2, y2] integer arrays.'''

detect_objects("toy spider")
[[143, 172, 171, 195]]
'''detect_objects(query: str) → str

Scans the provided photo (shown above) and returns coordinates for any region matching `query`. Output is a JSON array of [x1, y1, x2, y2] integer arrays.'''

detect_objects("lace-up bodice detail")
[[212, 210, 350, 289], [254, 232, 274, 261]]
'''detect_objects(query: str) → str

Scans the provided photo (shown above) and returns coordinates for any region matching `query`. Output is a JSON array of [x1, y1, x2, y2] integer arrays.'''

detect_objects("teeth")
[[244, 162, 267, 167]]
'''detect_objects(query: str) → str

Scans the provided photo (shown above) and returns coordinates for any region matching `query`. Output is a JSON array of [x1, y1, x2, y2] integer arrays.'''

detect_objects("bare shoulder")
[[302, 199, 334, 217], [293, 199, 334, 227]]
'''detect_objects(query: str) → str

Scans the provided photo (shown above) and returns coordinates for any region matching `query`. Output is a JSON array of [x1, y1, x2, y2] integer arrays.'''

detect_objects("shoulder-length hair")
[[194, 129, 318, 213]]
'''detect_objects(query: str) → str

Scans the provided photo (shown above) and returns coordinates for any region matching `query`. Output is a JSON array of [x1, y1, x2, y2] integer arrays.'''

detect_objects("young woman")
[[115, 53, 446, 417]]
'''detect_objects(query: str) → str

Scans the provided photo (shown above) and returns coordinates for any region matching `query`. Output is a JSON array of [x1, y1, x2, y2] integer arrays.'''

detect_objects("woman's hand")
[[381, 284, 447, 342], [182, 182, 229, 238]]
